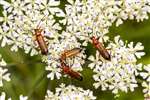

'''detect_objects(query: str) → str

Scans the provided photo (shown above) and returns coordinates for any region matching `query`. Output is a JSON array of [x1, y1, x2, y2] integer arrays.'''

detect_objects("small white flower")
[[0, 56, 6, 67], [140, 65, 150, 81], [0, 92, 11, 100], [0, 55, 11, 87], [0, 67, 11, 87], [0, 92, 6, 100], [46, 64, 61, 80], [0, 10, 13, 24], [88, 51, 102, 69], [19, 95, 28, 100], [142, 81, 150, 98], [140, 64, 150, 98], [116, 18, 123, 27]]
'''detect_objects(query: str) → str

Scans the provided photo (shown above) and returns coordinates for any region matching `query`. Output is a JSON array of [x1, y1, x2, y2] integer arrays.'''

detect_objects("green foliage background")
[[0, 0, 150, 100]]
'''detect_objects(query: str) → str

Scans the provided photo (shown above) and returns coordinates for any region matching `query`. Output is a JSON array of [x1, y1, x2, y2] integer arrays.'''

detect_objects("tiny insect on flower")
[[34, 16, 48, 55], [91, 36, 111, 61], [60, 59, 83, 81], [60, 48, 82, 61]]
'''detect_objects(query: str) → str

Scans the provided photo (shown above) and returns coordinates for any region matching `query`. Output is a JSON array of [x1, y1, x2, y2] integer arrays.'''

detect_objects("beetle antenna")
[[36, 15, 47, 29]]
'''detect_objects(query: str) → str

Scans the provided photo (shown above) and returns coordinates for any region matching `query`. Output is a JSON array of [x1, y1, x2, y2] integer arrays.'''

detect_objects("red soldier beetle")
[[33, 15, 48, 55], [60, 59, 83, 81], [60, 48, 82, 61], [90, 36, 111, 61], [78, 34, 111, 60]]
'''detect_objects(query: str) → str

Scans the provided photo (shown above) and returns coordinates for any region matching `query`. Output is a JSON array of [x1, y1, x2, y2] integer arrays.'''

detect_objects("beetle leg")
[[46, 41, 49, 45], [34, 47, 40, 51], [45, 35, 54, 40], [42, 35, 49, 45], [32, 35, 37, 45], [106, 48, 111, 50], [32, 35, 36, 41]]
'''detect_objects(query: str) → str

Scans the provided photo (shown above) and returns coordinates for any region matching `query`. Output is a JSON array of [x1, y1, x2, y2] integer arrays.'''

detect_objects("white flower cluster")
[[0, 0, 63, 56], [0, 0, 86, 80], [45, 83, 96, 100], [140, 65, 150, 98], [0, 0, 150, 99], [88, 36, 145, 94], [65, 0, 150, 40], [0, 54, 10, 87], [64, 0, 149, 95], [0, 92, 27, 100]]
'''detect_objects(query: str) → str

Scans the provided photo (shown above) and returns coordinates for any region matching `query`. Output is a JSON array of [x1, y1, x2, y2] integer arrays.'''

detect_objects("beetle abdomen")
[[36, 35, 48, 55]]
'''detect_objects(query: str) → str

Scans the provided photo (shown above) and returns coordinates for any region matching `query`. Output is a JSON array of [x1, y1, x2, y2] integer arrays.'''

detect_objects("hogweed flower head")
[[0, 0, 150, 99], [64, 0, 150, 43], [0, 0, 70, 80], [0, 0, 63, 56], [88, 35, 145, 94], [45, 83, 96, 100]]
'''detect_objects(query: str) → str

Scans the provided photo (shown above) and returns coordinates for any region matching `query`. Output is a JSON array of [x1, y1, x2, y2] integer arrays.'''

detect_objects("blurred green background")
[[0, 0, 150, 100]]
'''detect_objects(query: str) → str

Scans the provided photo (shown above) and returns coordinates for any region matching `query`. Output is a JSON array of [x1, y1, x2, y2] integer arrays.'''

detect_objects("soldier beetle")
[[60, 59, 83, 81], [33, 15, 48, 55], [60, 48, 82, 61], [91, 36, 111, 61]]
